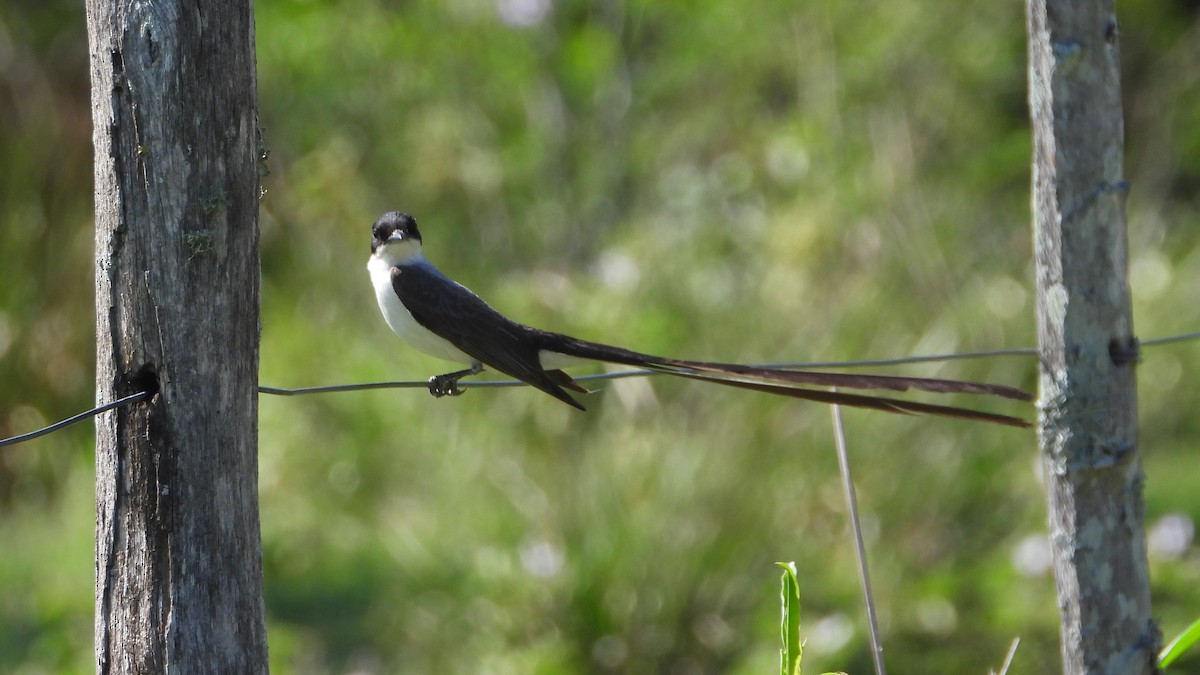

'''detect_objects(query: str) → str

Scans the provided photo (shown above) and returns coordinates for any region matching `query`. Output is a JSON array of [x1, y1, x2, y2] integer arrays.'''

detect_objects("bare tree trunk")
[[1027, 2, 1156, 673], [87, 0, 267, 671]]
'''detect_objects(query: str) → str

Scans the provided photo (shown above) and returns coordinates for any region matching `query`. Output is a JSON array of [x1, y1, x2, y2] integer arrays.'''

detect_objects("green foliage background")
[[3, 1, 1200, 672]]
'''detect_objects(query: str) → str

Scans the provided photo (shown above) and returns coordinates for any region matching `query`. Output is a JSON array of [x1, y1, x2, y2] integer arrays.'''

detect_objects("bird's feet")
[[427, 364, 482, 399], [428, 374, 465, 398]]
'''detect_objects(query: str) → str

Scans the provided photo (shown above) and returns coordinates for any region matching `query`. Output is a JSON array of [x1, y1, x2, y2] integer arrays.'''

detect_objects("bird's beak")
[[388, 230, 407, 243]]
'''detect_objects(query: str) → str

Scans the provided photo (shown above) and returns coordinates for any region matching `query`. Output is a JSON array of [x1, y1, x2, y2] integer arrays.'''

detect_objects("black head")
[[370, 211, 423, 253]]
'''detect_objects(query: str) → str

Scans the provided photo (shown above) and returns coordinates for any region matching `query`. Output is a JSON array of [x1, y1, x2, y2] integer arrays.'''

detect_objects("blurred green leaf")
[[1160, 617, 1200, 670]]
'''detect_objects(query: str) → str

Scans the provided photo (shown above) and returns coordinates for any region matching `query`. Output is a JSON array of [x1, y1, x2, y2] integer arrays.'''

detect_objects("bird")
[[367, 211, 1031, 427]]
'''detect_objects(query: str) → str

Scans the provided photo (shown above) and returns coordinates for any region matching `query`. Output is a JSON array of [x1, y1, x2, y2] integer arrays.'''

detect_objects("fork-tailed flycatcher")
[[368, 211, 1031, 427]]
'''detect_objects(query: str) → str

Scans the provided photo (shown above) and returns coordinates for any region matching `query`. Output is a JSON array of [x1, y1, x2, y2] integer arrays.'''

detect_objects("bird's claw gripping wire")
[[427, 373, 466, 398]]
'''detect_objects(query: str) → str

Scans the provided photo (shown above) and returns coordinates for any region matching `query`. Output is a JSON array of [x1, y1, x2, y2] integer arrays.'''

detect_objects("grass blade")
[[777, 561, 802, 675], [1160, 616, 1200, 669]]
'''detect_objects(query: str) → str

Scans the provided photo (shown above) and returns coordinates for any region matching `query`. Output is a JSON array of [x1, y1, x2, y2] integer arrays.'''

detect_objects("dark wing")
[[390, 265, 586, 409]]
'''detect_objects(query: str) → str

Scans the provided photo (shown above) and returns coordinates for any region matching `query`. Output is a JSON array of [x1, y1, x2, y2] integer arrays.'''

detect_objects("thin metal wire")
[[0, 390, 153, 448], [255, 335, 1183, 396], [2, 330, 1197, 447], [258, 381, 430, 395], [1142, 331, 1200, 347], [830, 399, 887, 675], [257, 370, 652, 396], [256, 348, 1042, 396]]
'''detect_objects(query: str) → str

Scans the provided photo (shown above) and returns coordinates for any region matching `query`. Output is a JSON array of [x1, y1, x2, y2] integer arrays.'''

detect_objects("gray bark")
[[87, 0, 267, 672], [1027, 2, 1156, 673]]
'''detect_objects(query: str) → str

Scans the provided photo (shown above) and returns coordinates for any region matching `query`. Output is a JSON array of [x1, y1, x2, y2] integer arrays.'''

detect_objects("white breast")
[[367, 255, 474, 365]]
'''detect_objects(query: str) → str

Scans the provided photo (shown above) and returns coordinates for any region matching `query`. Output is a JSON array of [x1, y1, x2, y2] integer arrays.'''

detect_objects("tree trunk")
[[1026, 2, 1156, 673], [87, 0, 267, 671]]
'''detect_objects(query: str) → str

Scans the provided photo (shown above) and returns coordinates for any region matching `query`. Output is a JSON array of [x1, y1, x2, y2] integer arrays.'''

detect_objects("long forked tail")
[[667, 370, 1031, 427], [543, 333, 1032, 427]]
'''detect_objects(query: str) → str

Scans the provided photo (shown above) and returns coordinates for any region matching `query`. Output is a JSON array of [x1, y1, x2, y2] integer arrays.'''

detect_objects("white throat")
[[373, 237, 424, 267]]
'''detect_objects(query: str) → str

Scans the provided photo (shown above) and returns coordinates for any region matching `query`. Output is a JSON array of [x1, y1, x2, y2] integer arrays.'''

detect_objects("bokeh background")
[[3, 0, 1200, 672]]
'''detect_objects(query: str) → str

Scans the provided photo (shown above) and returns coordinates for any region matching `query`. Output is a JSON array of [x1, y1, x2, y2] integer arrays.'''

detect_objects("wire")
[[1142, 331, 1200, 347], [0, 390, 153, 448], [256, 348, 1041, 396], [2, 330, 1197, 448], [258, 381, 429, 396]]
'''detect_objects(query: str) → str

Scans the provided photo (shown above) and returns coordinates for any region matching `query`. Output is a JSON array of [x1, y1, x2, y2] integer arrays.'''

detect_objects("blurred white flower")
[[1148, 513, 1194, 560]]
